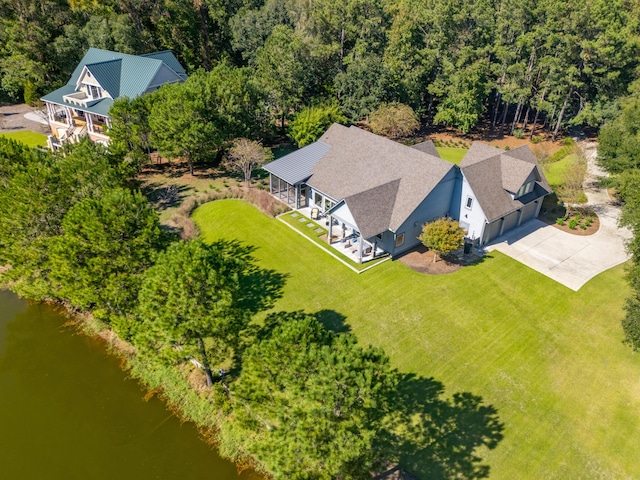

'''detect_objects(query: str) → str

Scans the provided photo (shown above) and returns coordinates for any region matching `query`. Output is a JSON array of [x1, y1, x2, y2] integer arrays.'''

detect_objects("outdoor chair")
[[311, 208, 319, 220]]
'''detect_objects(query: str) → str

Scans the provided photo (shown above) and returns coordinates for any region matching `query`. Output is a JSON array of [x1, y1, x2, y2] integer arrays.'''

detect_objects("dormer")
[[500, 155, 539, 199], [63, 61, 119, 107]]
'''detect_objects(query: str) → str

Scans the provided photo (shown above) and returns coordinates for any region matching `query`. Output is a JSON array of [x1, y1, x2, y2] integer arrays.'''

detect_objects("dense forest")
[[2, 0, 639, 137]]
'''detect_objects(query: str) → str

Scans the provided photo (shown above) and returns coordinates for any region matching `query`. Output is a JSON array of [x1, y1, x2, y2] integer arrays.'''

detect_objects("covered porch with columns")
[[325, 213, 386, 264]]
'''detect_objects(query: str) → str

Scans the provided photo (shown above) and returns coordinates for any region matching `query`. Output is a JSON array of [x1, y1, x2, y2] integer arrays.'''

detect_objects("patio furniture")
[[311, 207, 319, 220]]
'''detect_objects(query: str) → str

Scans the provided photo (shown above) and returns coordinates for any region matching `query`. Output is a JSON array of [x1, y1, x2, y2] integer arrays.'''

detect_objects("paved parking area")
[[485, 141, 632, 291], [485, 219, 631, 291]]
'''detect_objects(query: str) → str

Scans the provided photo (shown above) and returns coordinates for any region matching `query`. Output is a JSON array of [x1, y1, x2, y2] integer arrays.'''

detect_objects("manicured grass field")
[[0, 130, 47, 148], [436, 146, 468, 164], [193, 200, 640, 479]]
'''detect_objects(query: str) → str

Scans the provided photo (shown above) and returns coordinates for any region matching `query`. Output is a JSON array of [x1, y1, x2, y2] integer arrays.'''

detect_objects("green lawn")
[[436, 146, 468, 164], [193, 200, 640, 479], [0, 130, 47, 148], [543, 154, 577, 187]]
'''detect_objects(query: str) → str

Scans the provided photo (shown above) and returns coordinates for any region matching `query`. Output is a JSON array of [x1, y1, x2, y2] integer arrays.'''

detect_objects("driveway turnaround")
[[485, 219, 630, 291], [485, 141, 632, 291]]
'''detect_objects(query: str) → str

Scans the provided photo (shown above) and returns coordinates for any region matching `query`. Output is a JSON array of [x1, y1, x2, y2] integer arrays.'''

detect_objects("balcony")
[[62, 91, 101, 108]]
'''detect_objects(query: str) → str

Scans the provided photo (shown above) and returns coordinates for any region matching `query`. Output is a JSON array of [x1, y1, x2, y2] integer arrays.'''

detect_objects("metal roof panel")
[[263, 142, 331, 185]]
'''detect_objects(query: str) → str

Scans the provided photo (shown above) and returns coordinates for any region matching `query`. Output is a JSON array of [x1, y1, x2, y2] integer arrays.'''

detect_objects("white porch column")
[[517, 208, 524, 226], [65, 107, 74, 126], [358, 235, 364, 263], [46, 103, 54, 122], [328, 216, 333, 244], [86, 113, 94, 133], [499, 218, 506, 236]]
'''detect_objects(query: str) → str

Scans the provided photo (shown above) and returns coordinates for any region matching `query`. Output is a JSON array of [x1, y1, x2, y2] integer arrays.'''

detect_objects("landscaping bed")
[[541, 197, 600, 236], [396, 244, 483, 274]]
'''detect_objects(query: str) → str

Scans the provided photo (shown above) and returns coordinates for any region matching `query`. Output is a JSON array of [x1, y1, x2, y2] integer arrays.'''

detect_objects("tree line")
[[2, 0, 639, 136], [598, 80, 640, 352], [0, 137, 503, 478]]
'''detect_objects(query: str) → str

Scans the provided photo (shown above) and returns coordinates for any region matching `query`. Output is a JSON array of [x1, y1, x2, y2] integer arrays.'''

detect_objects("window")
[[89, 85, 101, 99], [465, 196, 473, 209], [314, 192, 322, 207], [395, 232, 405, 247], [517, 182, 534, 198]]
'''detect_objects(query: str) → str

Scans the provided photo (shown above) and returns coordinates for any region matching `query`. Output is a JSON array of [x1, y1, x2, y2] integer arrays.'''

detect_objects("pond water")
[[0, 290, 258, 480]]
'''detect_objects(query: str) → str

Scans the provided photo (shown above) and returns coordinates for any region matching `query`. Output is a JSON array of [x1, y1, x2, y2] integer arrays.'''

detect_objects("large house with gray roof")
[[41, 48, 187, 150], [264, 124, 550, 261]]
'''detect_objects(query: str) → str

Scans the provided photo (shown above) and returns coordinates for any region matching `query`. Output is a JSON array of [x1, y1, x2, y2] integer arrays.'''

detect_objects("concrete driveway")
[[484, 142, 632, 291]]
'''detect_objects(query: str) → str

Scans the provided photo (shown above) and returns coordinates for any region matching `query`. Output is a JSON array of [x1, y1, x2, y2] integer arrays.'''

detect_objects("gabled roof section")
[[341, 180, 400, 238], [500, 156, 536, 193], [141, 51, 187, 79], [309, 124, 454, 233], [262, 141, 331, 185], [85, 59, 122, 98], [411, 140, 440, 157], [460, 142, 551, 222]]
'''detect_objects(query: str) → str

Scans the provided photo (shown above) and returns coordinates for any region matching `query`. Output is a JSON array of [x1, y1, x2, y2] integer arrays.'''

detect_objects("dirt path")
[[578, 140, 630, 236]]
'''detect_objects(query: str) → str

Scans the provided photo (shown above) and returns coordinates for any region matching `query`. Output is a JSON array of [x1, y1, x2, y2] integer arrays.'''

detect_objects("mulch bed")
[[397, 245, 482, 275], [539, 210, 600, 236]]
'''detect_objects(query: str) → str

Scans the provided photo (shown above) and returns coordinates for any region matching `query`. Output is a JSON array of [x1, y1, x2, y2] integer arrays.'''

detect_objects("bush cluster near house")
[[419, 217, 466, 262], [0, 138, 503, 479]]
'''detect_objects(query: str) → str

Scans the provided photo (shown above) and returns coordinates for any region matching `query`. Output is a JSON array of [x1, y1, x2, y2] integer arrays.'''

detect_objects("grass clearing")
[[0, 130, 47, 148], [436, 146, 468, 164], [193, 199, 640, 479], [543, 153, 576, 187]]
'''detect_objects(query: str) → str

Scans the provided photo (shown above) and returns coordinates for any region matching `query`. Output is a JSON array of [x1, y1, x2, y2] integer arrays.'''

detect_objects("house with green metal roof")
[[41, 48, 186, 150]]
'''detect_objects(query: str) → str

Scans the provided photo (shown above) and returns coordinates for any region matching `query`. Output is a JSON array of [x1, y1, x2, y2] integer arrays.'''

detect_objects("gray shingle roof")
[[341, 180, 400, 238], [411, 140, 440, 157], [460, 142, 551, 222], [308, 124, 454, 233], [262, 141, 331, 185], [41, 48, 185, 117]]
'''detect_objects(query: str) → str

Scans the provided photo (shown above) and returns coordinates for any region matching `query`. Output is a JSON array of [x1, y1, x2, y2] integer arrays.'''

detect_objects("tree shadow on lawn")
[[212, 239, 289, 316], [141, 181, 192, 211], [381, 373, 504, 479]]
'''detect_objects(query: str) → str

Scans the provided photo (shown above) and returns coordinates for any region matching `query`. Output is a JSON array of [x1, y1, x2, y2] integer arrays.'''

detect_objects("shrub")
[[532, 136, 543, 144], [419, 217, 465, 262], [513, 128, 524, 139], [370, 103, 419, 139], [562, 137, 575, 146], [504, 145, 510, 151], [569, 218, 578, 229], [556, 217, 566, 226], [585, 216, 594, 227], [289, 102, 347, 147]]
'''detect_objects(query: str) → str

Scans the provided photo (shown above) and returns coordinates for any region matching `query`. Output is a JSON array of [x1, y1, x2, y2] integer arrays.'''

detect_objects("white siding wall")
[[459, 174, 488, 242]]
